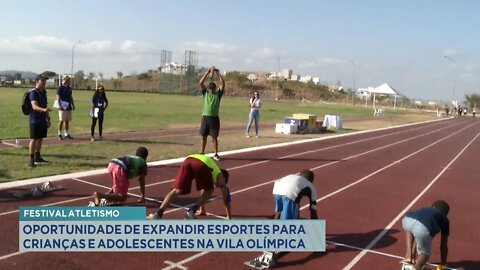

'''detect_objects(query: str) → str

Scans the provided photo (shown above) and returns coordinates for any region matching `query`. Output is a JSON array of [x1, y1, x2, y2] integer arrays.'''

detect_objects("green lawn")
[[0, 87, 412, 182], [1, 87, 400, 139]]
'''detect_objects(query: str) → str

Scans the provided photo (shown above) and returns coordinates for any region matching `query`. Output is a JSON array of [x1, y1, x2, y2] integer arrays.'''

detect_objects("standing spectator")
[[246, 91, 261, 138], [457, 107, 462, 118], [90, 85, 109, 141], [28, 74, 51, 167], [56, 75, 75, 139], [198, 66, 225, 161]]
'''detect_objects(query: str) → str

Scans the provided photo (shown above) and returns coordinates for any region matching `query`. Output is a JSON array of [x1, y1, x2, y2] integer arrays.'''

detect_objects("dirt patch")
[[343, 114, 439, 131]]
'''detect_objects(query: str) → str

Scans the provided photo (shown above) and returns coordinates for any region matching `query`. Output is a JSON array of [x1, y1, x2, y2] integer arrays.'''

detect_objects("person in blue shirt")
[[401, 200, 450, 270], [28, 74, 51, 167], [56, 75, 75, 139], [90, 85, 109, 141]]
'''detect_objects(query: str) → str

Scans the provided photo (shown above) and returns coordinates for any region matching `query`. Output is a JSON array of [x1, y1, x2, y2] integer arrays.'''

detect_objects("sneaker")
[[41, 181, 53, 192], [256, 135, 259, 138], [34, 156, 49, 164], [213, 154, 221, 161], [91, 137, 96, 141], [65, 134, 73, 139], [252, 252, 276, 269], [185, 209, 197, 219], [246, 134, 251, 138], [87, 201, 96, 207], [99, 198, 120, 206], [57, 134, 63, 140], [28, 160, 35, 168], [146, 212, 161, 220], [41, 181, 63, 192], [99, 136, 104, 141]]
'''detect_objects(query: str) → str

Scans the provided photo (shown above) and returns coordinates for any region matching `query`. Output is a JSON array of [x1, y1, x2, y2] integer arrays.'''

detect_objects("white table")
[[322, 115, 343, 129]]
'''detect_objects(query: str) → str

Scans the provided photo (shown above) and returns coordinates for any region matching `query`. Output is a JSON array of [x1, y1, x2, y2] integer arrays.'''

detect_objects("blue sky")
[[1, 0, 479, 101]]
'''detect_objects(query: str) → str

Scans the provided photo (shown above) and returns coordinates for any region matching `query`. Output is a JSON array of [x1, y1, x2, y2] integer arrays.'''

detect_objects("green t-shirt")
[[112, 155, 147, 179], [202, 89, 224, 116]]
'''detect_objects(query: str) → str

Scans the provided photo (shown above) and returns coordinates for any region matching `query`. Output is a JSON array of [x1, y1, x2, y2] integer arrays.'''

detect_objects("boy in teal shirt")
[[91, 146, 148, 206]]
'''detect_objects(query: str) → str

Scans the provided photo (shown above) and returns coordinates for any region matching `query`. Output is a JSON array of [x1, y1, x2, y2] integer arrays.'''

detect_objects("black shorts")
[[200, 116, 220, 137], [30, 123, 48, 139]]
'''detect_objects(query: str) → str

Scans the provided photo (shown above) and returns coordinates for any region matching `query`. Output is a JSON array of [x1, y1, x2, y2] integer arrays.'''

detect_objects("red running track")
[[1, 117, 479, 270]]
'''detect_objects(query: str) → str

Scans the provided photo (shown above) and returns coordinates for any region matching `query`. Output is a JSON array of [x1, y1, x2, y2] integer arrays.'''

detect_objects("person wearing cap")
[[56, 75, 75, 140], [28, 75, 51, 167], [198, 66, 225, 161], [146, 154, 231, 220]]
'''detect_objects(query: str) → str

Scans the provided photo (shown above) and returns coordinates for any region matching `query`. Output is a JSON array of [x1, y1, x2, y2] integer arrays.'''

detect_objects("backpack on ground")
[[22, 89, 34, 115]]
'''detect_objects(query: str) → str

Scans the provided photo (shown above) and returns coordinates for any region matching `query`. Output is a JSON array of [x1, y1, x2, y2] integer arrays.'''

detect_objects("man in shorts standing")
[[56, 75, 75, 139], [28, 74, 51, 167], [198, 66, 225, 161], [147, 154, 231, 220]]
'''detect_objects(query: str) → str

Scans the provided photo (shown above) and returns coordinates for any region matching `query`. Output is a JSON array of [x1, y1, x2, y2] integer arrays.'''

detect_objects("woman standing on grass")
[[90, 85, 108, 141], [246, 91, 261, 138]]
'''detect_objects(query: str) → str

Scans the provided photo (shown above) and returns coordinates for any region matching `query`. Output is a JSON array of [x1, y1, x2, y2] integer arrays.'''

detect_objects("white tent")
[[371, 83, 400, 109], [372, 83, 398, 95]]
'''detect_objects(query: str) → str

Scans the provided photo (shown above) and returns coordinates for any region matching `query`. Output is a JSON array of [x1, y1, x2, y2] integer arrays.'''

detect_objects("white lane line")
[[161, 252, 209, 270], [341, 133, 480, 270], [0, 251, 24, 261], [0, 196, 92, 217]]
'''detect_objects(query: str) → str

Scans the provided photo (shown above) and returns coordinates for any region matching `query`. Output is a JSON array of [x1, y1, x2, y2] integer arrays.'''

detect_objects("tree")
[[137, 72, 151, 80], [225, 71, 248, 83], [88, 72, 96, 81], [42, 71, 57, 78], [117, 71, 123, 78], [465, 94, 480, 109], [74, 70, 85, 88]]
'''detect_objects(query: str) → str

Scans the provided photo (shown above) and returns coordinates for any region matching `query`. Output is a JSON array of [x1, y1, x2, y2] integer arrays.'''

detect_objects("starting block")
[[244, 252, 276, 269], [87, 198, 122, 207], [400, 262, 426, 270], [13, 181, 65, 199]]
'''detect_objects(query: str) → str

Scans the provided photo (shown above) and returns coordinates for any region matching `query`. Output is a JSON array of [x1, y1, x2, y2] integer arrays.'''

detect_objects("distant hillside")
[[0, 70, 38, 79]]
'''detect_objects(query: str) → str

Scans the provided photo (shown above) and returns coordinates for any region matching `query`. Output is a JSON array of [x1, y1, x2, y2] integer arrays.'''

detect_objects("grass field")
[[0, 87, 433, 182]]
